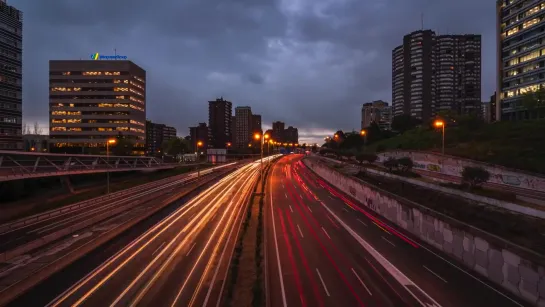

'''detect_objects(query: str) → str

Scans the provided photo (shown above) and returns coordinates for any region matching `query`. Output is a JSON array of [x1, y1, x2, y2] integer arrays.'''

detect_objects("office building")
[[0, 1, 22, 150], [436, 35, 482, 115], [393, 30, 482, 121], [284, 126, 299, 144], [483, 92, 498, 123], [49, 60, 146, 154], [235, 106, 252, 149], [361, 100, 392, 130], [392, 30, 436, 121], [272, 121, 285, 142], [230, 115, 236, 146], [497, 0, 545, 120], [208, 97, 232, 148], [189, 122, 208, 152]]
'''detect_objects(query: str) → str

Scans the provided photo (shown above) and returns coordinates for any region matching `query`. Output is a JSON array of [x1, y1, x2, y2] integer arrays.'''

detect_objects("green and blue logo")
[[90, 53, 127, 60]]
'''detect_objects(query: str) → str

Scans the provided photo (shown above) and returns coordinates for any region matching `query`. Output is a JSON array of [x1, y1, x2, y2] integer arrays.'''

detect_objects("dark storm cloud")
[[16, 0, 495, 142]]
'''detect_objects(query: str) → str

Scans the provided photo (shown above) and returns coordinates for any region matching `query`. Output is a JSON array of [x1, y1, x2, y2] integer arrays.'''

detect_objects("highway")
[[265, 154, 528, 307], [0, 164, 234, 256], [44, 158, 268, 307]]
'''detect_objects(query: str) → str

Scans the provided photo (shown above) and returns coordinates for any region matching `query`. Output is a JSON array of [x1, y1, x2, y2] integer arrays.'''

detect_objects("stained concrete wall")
[[304, 158, 545, 306], [378, 151, 545, 192]]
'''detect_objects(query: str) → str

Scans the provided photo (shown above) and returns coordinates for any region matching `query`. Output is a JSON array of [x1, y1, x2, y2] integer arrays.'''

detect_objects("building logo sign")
[[90, 53, 128, 60]]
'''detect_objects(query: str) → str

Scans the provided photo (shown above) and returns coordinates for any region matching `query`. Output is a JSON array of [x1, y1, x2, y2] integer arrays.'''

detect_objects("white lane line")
[[321, 227, 331, 239], [328, 195, 335, 200], [351, 268, 372, 296], [270, 179, 288, 307], [186, 243, 196, 257], [282, 183, 285, 189], [357, 219, 368, 227], [342, 207, 348, 212], [423, 265, 448, 283], [152, 242, 166, 256], [289, 205, 294, 213], [320, 202, 442, 307], [307, 206, 313, 213], [284, 193, 288, 199], [382, 236, 396, 247], [316, 268, 330, 297], [297, 224, 304, 238]]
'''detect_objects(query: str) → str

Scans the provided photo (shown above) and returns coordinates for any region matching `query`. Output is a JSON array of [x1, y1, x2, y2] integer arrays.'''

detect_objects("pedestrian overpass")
[[0, 150, 176, 182]]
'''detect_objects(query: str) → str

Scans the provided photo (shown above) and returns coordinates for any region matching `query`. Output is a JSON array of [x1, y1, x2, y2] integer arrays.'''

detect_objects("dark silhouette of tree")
[[391, 115, 422, 133], [521, 87, 545, 119], [461, 166, 490, 190]]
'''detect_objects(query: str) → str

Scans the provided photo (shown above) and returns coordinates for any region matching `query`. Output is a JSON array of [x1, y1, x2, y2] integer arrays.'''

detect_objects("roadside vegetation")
[[321, 110, 545, 174]]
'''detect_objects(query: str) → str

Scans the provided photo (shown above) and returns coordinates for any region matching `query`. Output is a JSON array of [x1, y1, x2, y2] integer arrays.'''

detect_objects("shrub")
[[397, 157, 414, 173], [383, 157, 399, 172], [461, 166, 490, 190]]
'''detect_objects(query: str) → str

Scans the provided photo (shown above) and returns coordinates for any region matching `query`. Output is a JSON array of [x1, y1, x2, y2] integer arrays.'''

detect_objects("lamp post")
[[106, 138, 117, 194], [434, 120, 445, 155], [197, 140, 203, 177], [254, 132, 269, 182], [360, 129, 367, 153]]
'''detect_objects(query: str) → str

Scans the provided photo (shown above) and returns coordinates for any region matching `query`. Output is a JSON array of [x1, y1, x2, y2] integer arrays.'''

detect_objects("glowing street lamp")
[[360, 129, 367, 152], [434, 120, 445, 155], [106, 138, 117, 194]]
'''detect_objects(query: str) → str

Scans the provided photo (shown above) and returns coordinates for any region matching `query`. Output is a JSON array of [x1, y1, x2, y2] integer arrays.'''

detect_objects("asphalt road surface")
[[44, 159, 266, 307], [264, 154, 528, 307]]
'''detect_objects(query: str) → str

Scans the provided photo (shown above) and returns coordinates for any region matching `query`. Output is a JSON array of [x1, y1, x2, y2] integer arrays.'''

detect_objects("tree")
[[391, 115, 422, 133], [33, 122, 43, 135], [521, 87, 545, 119], [397, 157, 414, 173], [383, 157, 399, 172], [461, 166, 490, 190], [22, 123, 30, 135], [112, 134, 134, 156], [356, 153, 378, 165], [162, 137, 190, 156]]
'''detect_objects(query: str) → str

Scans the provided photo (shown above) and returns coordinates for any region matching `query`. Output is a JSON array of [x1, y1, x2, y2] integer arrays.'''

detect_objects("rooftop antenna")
[[421, 13, 424, 30], [114, 48, 117, 59]]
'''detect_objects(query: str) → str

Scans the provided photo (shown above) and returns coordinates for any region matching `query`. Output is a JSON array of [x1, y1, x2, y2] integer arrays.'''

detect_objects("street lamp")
[[434, 120, 445, 155], [360, 129, 367, 152], [196, 140, 203, 177], [254, 132, 269, 182], [106, 138, 117, 194]]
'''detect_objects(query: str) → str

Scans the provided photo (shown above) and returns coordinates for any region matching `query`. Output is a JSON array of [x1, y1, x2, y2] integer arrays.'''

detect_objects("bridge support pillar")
[[60, 176, 74, 194]]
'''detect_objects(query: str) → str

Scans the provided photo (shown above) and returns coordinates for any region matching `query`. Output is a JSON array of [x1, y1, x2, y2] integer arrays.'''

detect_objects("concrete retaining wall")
[[377, 151, 545, 192], [303, 158, 545, 306]]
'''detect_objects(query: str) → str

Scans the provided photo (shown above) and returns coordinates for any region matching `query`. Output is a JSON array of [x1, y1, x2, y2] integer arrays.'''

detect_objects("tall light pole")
[[254, 133, 269, 182], [106, 138, 117, 194], [434, 120, 445, 155], [197, 141, 203, 177], [360, 129, 367, 153]]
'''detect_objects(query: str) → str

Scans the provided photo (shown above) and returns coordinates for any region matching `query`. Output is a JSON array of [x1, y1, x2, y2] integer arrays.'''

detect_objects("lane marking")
[[382, 236, 396, 247], [316, 268, 330, 297], [321, 227, 331, 240], [285, 193, 288, 199], [185, 242, 196, 257], [326, 215, 339, 229], [289, 205, 294, 213], [307, 206, 313, 213], [342, 207, 348, 212], [270, 173, 288, 307], [152, 242, 165, 256], [320, 202, 442, 307], [297, 224, 304, 238], [328, 195, 335, 200], [357, 219, 368, 227], [423, 265, 448, 283], [373, 221, 391, 235], [351, 268, 372, 296]]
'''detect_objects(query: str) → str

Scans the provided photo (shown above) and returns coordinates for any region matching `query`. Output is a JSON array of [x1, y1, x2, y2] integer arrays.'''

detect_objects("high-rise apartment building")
[[235, 106, 252, 149], [0, 1, 22, 150], [284, 126, 299, 144], [145, 120, 176, 155], [272, 121, 285, 142], [393, 30, 482, 121], [392, 30, 436, 121], [189, 122, 208, 152], [497, 0, 545, 120], [252, 114, 262, 135], [208, 97, 232, 149], [49, 60, 146, 154], [436, 35, 482, 115], [361, 100, 392, 130]]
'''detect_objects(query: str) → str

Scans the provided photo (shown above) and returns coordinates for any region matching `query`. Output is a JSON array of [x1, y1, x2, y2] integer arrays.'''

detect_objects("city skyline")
[[15, 0, 495, 145]]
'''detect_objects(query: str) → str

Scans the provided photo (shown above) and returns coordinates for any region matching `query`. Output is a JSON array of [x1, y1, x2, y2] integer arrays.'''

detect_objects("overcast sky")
[[15, 0, 495, 144]]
